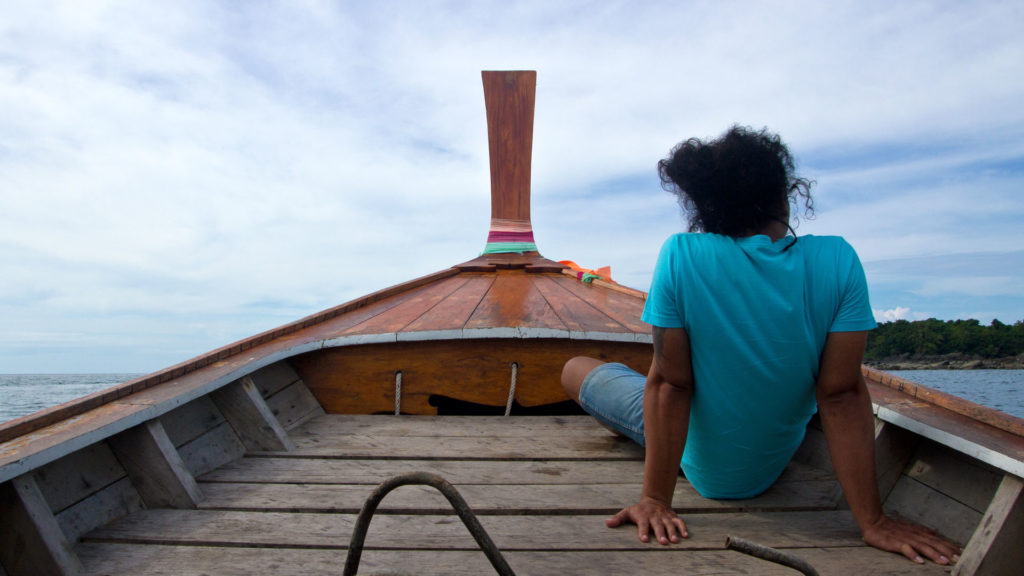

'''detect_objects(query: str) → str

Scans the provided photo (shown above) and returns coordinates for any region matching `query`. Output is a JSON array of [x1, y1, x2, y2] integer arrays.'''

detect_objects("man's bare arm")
[[816, 331, 961, 565], [607, 326, 693, 544]]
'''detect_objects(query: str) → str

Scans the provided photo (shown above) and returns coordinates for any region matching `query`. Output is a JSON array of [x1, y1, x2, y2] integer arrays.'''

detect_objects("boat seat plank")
[[76, 544, 950, 576]]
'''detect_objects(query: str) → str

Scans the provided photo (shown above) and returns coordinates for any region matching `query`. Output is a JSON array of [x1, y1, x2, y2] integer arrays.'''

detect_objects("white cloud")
[[1, 1, 1023, 371], [874, 307, 911, 323]]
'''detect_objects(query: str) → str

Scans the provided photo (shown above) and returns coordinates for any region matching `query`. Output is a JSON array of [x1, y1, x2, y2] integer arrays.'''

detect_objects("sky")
[[1, 1, 1022, 374]]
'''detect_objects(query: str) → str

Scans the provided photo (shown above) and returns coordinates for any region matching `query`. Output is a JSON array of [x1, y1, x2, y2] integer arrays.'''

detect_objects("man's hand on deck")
[[862, 514, 961, 565], [606, 496, 689, 544]]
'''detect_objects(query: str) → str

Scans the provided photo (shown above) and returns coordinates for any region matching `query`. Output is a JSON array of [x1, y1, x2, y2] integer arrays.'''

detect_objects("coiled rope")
[[342, 472, 516, 576], [394, 371, 402, 415], [504, 362, 518, 416]]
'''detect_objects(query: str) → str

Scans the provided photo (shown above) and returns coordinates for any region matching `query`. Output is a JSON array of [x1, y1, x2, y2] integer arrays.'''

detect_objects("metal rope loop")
[[343, 472, 516, 576]]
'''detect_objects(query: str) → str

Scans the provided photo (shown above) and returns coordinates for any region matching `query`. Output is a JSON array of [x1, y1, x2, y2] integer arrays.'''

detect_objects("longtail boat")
[[1, 71, 1022, 576]]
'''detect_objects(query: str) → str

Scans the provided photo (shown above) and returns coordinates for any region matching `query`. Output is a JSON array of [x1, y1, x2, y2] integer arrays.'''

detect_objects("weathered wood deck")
[[75, 415, 951, 575]]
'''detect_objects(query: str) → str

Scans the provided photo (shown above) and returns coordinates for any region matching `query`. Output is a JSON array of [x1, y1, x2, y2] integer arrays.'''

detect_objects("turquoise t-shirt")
[[641, 233, 876, 499]]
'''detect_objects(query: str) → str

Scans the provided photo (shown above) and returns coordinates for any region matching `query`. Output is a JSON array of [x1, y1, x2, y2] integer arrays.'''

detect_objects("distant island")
[[864, 318, 1024, 370]]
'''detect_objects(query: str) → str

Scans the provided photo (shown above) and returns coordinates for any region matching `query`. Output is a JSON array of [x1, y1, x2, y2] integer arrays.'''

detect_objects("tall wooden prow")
[[457, 71, 564, 273]]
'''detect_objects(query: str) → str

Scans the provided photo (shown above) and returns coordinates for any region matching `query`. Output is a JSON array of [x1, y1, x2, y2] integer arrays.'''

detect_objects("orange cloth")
[[559, 261, 612, 281]]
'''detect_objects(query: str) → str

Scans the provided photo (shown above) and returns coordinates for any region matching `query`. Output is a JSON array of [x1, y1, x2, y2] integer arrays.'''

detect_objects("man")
[[561, 126, 959, 565]]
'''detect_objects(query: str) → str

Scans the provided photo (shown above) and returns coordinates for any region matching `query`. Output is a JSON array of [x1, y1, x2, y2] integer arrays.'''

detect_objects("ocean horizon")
[[1, 369, 1022, 425]]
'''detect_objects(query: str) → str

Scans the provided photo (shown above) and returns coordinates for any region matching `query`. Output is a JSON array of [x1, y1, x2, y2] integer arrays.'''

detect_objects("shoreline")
[[865, 354, 1024, 371]]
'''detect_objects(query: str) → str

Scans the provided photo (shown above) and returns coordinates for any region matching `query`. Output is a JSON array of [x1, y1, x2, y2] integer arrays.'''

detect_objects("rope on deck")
[[726, 535, 819, 576], [343, 472, 516, 576], [394, 371, 402, 415], [504, 362, 518, 416]]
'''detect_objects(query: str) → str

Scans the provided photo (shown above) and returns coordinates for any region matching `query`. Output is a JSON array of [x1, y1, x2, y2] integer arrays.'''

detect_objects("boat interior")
[[2, 333, 1023, 575]]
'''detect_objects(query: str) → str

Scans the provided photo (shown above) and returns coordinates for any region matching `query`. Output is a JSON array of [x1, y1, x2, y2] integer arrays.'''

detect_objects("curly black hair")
[[657, 125, 814, 238]]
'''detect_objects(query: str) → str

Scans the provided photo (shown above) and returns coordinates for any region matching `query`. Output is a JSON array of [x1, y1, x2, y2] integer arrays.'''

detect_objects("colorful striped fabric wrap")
[[482, 218, 538, 254]]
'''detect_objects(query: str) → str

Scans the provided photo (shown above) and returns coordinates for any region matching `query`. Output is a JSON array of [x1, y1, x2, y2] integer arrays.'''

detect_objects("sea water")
[[1, 370, 1022, 425], [889, 369, 1024, 419], [0, 373, 143, 424]]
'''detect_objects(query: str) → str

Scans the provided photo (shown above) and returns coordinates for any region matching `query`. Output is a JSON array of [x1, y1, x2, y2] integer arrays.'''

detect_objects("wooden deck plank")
[[286, 414, 643, 459], [193, 479, 839, 514], [340, 275, 471, 336], [531, 275, 630, 333], [401, 274, 495, 333], [199, 456, 835, 485], [283, 434, 644, 460], [465, 272, 568, 331], [292, 414, 619, 437], [84, 509, 863, 550], [550, 274, 650, 334], [77, 544, 950, 576]]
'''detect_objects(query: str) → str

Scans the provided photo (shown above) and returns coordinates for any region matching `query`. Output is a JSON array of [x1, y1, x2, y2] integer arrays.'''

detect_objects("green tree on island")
[[865, 318, 1024, 360]]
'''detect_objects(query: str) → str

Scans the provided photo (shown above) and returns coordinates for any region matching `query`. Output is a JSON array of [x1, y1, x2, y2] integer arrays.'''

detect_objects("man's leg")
[[561, 356, 646, 444], [561, 356, 608, 403]]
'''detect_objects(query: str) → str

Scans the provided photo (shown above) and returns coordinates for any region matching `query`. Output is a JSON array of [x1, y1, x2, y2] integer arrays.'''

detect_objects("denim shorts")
[[578, 362, 646, 446]]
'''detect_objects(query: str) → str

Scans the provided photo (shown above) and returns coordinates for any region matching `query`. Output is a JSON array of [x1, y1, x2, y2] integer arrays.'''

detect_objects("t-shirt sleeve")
[[830, 241, 877, 332], [642, 236, 686, 328]]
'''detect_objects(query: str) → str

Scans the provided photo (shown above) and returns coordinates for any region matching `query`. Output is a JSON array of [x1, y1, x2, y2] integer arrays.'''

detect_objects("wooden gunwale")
[[864, 365, 1024, 437]]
